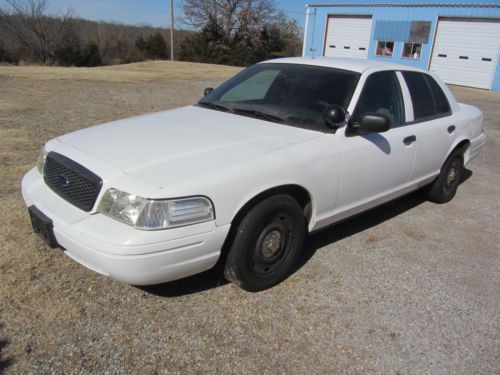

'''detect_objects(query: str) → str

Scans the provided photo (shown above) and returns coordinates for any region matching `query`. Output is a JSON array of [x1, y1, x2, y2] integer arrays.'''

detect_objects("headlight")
[[98, 188, 214, 230], [36, 146, 48, 174]]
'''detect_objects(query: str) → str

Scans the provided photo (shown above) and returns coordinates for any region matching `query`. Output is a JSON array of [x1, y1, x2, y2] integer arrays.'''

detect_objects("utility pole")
[[170, 0, 174, 61]]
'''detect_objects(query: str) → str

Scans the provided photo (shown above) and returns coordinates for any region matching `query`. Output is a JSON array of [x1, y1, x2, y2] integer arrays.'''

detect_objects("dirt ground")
[[0, 61, 498, 374]]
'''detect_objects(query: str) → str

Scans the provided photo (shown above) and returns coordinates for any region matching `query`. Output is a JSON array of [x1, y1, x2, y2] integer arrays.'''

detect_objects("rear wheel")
[[426, 149, 463, 203], [224, 195, 306, 292]]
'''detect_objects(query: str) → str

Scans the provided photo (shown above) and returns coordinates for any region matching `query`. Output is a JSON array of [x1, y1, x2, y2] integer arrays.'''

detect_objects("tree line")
[[0, 0, 301, 67], [0, 0, 191, 66], [180, 0, 302, 66]]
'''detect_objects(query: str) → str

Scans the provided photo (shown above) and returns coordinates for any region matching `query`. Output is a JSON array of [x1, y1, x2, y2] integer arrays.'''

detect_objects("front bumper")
[[21, 168, 230, 285]]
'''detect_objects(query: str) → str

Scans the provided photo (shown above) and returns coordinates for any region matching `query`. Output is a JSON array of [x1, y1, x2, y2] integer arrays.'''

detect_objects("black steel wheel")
[[224, 195, 306, 292], [426, 149, 463, 204]]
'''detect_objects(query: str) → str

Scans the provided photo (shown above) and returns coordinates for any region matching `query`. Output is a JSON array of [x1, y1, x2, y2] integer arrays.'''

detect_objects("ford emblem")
[[58, 175, 70, 187]]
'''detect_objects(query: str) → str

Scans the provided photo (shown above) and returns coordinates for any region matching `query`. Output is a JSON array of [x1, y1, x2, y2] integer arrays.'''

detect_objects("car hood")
[[57, 106, 321, 188]]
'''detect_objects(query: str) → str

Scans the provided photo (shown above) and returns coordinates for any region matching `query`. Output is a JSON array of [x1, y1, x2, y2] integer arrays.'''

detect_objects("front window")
[[402, 42, 422, 59], [376, 41, 394, 57], [199, 63, 360, 131], [352, 71, 405, 128]]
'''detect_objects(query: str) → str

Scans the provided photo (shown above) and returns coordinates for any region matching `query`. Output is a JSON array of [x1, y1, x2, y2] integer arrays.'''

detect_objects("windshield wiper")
[[199, 102, 287, 124], [198, 101, 234, 113], [232, 108, 287, 124]]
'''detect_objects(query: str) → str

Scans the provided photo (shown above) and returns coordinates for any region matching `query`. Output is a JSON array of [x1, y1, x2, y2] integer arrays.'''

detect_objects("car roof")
[[260, 56, 424, 74]]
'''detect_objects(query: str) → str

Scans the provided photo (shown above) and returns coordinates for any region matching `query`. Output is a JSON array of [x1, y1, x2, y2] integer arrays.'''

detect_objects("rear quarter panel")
[[431, 72, 483, 163], [449, 103, 483, 163]]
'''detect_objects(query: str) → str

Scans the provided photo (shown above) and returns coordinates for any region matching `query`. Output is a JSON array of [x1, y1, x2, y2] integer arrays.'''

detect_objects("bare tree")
[[0, 0, 72, 62], [273, 11, 302, 56], [179, 0, 301, 65], [182, 0, 277, 36]]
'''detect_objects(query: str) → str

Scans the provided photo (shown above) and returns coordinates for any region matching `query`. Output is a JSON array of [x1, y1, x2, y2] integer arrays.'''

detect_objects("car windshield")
[[198, 63, 360, 132]]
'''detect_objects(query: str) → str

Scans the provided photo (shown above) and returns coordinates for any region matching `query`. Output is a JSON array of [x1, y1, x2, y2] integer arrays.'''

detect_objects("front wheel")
[[426, 149, 463, 203], [224, 195, 306, 292]]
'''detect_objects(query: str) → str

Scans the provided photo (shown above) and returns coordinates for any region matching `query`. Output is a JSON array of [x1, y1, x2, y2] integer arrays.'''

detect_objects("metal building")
[[302, 1, 500, 91]]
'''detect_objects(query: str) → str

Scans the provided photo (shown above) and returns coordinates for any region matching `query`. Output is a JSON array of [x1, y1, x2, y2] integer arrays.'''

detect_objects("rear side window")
[[426, 76, 451, 115], [402, 71, 451, 121]]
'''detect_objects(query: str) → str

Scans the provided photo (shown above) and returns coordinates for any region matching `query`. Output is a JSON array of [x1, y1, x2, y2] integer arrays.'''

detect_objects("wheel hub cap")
[[261, 230, 282, 258], [447, 167, 456, 186]]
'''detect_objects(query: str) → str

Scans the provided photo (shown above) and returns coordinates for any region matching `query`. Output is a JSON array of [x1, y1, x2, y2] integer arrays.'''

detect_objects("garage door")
[[324, 15, 372, 59], [429, 18, 500, 89]]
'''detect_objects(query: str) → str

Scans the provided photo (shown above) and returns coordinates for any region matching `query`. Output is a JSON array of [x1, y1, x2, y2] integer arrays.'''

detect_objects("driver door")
[[333, 71, 417, 221]]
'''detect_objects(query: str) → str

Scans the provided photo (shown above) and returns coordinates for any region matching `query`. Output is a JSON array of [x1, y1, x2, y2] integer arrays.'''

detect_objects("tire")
[[224, 195, 306, 292], [426, 149, 464, 204]]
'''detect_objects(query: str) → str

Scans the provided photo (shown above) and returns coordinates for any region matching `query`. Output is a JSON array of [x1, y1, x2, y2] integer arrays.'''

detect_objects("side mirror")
[[357, 113, 390, 133], [323, 105, 346, 129], [204, 87, 214, 97]]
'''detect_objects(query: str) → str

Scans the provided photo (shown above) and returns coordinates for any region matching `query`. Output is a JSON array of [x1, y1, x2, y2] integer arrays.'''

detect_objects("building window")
[[409, 21, 431, 44], [376, 41, 394, 57], [402, 42, 422, 59]]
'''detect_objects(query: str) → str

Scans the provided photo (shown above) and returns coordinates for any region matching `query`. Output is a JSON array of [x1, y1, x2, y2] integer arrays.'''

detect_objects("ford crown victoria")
[[22, 57, 486, 291]]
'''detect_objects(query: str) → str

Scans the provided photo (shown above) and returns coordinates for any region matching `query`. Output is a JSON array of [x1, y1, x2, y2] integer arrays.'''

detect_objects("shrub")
[[135, 32, 168, 59], [0, 41, 19, 64], [0, 43, 7, 62], [54, 27, 82, 66], [180, 15, 300, 67], [54, 38, 102, 67], [179, 17, 230, 65], [80, 42, 102, 67]]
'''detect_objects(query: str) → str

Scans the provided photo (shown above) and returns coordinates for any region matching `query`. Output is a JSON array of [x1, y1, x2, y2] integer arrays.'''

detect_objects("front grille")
[[44, 152, 103, 212]]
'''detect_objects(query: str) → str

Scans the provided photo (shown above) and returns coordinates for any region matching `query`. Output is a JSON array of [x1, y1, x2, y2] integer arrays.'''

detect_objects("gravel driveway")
[[0, 62, 498, 374]]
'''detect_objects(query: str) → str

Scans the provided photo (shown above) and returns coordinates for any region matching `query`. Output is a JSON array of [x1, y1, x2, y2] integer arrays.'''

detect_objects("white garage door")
[[324, 15, 373, 59], [430, 18, 500, 89]]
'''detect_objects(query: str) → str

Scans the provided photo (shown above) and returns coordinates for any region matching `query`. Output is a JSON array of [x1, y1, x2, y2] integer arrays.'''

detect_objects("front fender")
[[229, 183, 317, 232]]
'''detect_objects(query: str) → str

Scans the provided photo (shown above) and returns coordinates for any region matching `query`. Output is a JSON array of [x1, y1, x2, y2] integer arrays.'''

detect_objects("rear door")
[[401, 71, 456, 186], [333, 71, 416, 220]]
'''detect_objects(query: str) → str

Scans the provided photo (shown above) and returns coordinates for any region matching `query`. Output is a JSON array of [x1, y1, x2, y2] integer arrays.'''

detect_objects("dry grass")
[[0, 61, 242, 374], [0, 61, 241, 83], [0, 61, 498, 374]]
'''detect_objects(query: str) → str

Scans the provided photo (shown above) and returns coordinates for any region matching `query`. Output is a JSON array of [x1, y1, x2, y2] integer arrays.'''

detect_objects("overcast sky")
[[0, 0, 309, 29]]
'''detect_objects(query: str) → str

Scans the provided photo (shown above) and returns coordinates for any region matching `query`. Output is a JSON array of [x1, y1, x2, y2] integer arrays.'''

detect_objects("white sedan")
[[22, 57, 486, 291]]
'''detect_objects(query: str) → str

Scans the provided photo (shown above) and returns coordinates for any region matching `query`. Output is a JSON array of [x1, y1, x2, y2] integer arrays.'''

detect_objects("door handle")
[[448, 125, 456, 134], [403, 135, 416, 145]]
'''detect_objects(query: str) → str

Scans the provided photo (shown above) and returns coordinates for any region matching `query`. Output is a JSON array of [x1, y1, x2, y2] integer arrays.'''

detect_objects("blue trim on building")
[[303, 2, 500, 91], [492, 62, 500, 91]]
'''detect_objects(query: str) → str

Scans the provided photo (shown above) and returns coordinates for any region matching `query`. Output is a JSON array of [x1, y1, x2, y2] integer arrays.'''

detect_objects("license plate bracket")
[[28, 206, 58, 248]]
